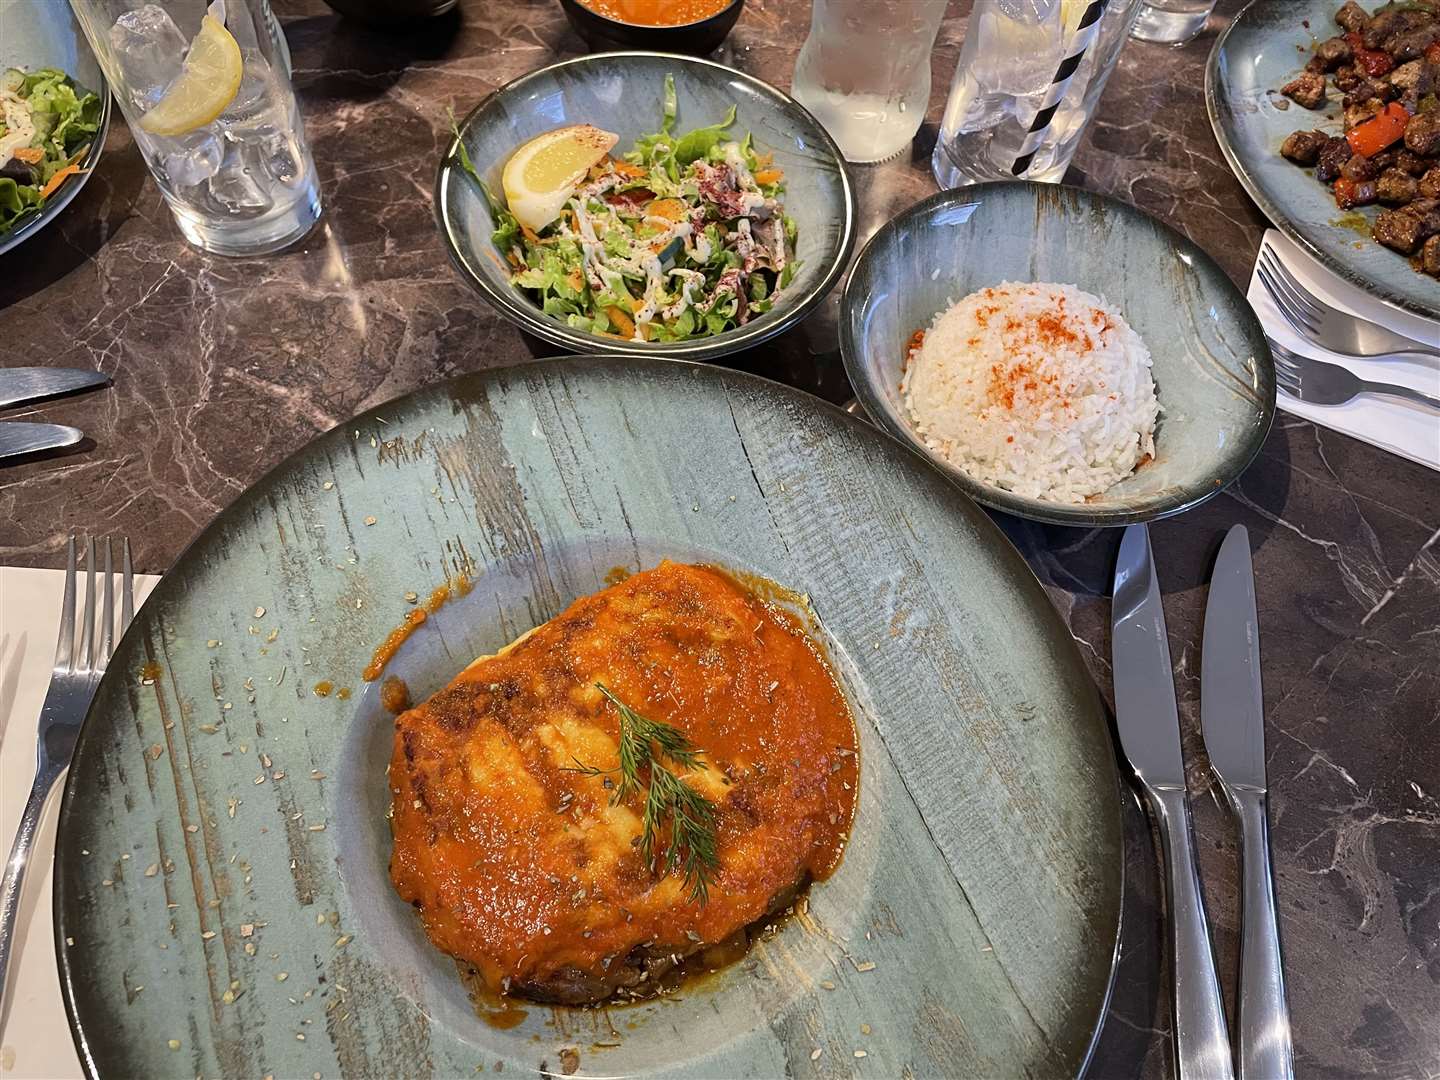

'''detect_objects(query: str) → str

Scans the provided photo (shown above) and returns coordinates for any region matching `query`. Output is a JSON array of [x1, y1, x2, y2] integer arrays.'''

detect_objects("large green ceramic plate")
[[1207, 0, 1440, 322], [55, 357, 1122, 1079]]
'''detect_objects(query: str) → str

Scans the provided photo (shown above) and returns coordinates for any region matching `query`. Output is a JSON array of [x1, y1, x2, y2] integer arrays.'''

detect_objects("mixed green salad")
[[1, 67, 102, 236], [471, 76, 798, 342]]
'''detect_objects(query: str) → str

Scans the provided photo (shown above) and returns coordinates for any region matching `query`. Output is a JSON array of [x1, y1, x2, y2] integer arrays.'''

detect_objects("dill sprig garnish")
[[643, 765, 718, 905], [563, 683, 719, 905]]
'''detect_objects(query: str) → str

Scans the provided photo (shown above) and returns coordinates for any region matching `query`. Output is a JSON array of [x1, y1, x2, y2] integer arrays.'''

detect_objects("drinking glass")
[[1130, 0, 1218, 45], [70, 0, 321, 255], [932, 0, 1142, 187], [791, 0, 950, 164]]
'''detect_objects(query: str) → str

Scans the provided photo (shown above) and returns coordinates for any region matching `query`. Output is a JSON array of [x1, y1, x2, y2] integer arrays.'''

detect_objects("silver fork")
[[1271, 341, 1440, 412], [0, 535, 134, 1011], [1255, 246, 1440, 361]]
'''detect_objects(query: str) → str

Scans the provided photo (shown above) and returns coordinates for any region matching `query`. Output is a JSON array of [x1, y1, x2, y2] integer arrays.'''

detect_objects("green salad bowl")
[[0, 1, 110, 257], [436, 52, 856, 360]]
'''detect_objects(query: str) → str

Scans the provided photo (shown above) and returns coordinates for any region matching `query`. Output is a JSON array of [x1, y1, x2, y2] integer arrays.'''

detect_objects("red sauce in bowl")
[[576, 0, 733, 27]]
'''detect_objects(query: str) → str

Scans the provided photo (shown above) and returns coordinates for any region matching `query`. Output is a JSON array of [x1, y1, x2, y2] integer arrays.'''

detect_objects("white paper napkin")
[[0, 567, 160, 1079], [1246, 230, 1440, 472]]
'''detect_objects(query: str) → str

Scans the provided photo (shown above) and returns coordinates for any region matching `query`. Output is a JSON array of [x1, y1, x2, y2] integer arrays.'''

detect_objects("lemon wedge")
[[1061, 0, 1090, 36], [501, 125, 619, 233], [138, 13, 243, 137]]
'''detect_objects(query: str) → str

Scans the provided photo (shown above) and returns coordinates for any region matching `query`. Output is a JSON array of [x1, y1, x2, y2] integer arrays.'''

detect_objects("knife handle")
[[1148, 784, 1236, 1080], [1230, 788, 1294, 1080]]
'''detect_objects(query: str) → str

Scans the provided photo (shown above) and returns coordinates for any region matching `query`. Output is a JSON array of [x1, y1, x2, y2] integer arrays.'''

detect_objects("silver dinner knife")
[[0, 367, 110, 410], [0, 422, 83, 463], [1113, 524, 1235, 1080], [1202, 525, 1294, 1080]]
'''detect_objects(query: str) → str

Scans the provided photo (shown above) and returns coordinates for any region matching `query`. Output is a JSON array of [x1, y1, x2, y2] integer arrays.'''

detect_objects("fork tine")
[[100, 537, 115, 667], [1270, 342, 1305, 369], [80, 535, 96, 671], [1257, 246, 1285, 283], [1257, 263, 1318, 335], [1263, 258, 1323, 327], [1255, 262, 1302, 326], [121, 537, 134, 631], [1256, 251, 1313, 315], [1255, 247, 1278, 285], [1268, 341, 1299, 371], [55, 536, 76, 671], [1261, 253, 1328, 331], [1263, 249, 1325, 319], [1258, 248, 1293, 294]]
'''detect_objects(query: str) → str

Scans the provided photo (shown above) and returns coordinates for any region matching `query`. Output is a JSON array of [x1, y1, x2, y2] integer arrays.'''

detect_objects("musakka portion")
[[388, 561, 858, 1006]]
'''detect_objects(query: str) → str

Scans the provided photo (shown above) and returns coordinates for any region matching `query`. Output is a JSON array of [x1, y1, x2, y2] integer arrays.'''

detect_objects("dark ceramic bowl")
[[559, 0, 744, 56], [437, 52, 856, 362], [320, 0, 457, 26], [840, 183, 1276, 527]]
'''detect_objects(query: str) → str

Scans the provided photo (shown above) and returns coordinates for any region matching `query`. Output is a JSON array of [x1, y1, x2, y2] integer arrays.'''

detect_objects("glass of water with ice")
[[791, 0, 949, 164], [1130, 0, 1219, 46], [932, 0, 1142, 188], [71, 0, 320, 255]]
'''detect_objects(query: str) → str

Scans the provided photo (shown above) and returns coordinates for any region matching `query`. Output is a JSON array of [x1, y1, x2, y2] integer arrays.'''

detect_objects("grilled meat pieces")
[[1276, 1, 1440, 276], [1283, 70, 1329, 108]]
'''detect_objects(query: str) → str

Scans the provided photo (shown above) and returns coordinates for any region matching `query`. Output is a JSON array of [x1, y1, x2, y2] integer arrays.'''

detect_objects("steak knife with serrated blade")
[[1113, 524, 1235, 1080], [1202, 524, 1293, 1080]]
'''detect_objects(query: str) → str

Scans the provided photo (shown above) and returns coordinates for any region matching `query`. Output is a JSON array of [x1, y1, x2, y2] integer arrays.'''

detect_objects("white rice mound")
[[900, 282, 1159, 503]]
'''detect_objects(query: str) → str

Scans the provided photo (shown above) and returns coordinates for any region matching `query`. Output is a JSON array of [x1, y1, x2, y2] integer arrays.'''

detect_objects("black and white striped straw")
[[1010, 0, 1109, 178]]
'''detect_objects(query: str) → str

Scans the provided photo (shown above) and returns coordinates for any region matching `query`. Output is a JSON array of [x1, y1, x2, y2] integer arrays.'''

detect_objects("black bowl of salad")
[[0, 1, 110, 255], [435, 52, 856, 361]]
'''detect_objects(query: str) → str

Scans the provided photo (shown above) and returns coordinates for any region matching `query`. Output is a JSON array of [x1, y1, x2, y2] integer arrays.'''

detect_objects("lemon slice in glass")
[[501, 125, 619, 233], [1060, 0, 1090, 36], [138, 13, 243, 137]]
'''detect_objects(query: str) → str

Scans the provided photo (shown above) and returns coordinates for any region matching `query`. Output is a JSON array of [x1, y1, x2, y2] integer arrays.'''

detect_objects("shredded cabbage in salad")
[[464, 75, 799, 342]]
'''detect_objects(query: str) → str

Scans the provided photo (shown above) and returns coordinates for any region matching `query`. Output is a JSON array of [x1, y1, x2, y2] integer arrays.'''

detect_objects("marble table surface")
[[2, 0, 1437, 1076]]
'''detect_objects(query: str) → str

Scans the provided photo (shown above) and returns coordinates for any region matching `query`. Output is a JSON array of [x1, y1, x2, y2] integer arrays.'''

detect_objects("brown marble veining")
[[1, 1, 1437, 1076]]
